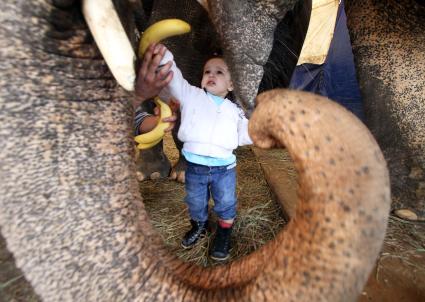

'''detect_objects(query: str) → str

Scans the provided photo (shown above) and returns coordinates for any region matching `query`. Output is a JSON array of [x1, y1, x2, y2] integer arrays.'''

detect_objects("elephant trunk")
[[136, 89, 391, 301], [246, 89, 391, 300], [207, 0, 300, 114]]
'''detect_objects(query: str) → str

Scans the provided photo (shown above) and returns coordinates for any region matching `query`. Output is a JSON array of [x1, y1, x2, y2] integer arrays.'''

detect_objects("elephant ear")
[[346, 0, 425, 217]]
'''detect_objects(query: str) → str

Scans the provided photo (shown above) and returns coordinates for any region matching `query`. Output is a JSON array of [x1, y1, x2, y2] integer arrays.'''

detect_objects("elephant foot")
[[136, 171, 164, 181], [136, 142, 171, 181], [170, 156, 187, 183]]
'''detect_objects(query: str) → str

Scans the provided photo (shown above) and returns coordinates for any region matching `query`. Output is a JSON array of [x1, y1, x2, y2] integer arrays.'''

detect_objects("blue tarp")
[[289, 1, 364, 120]]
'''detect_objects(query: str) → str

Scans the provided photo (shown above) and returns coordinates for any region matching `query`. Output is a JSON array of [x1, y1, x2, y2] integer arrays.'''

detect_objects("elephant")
[[3, 0, 424, 300]]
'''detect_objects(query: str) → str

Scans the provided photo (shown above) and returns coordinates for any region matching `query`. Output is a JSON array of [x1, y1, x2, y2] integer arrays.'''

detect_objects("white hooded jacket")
[[159, 50, 252, 159]]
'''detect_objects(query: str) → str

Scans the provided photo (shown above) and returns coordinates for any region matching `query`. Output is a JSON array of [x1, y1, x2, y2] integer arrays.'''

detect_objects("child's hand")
[[168, 98, 180, 113]]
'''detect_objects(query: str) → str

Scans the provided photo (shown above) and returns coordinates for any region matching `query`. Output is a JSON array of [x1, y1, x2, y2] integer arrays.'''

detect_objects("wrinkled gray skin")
[[345, 0, 425, 216], [0, 0, 417, 300]]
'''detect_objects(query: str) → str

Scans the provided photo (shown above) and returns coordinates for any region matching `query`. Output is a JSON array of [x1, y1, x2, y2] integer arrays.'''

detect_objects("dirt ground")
[[0, 137, 424, 301], [359, 215, 425, 301]]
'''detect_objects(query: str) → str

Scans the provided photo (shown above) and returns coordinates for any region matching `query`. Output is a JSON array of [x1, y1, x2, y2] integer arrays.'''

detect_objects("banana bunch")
[[134, 19, 191, 149], [135, 97, 172, 149]]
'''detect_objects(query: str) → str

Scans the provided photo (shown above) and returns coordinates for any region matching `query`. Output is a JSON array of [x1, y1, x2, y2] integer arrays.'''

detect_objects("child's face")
[[201, 58, 234, 98]]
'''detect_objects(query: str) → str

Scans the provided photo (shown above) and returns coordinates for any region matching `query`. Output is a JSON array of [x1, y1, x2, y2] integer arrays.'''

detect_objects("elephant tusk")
[[196, 0, 209, 13], [82, 0, 136, 91]]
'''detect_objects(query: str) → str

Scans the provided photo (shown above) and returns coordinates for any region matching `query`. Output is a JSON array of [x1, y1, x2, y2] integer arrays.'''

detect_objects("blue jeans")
[[185, 161, 237, 222]]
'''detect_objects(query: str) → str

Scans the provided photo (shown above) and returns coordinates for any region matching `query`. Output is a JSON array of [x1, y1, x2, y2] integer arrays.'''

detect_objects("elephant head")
[[0, 0, 398, 301]]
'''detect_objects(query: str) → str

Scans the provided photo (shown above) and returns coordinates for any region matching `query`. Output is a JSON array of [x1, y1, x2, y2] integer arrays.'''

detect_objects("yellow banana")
[[138, 19, 191, 57], [136, 137, 163, 150], [134, 19, 190, 149], [135, 98, 172, 148]]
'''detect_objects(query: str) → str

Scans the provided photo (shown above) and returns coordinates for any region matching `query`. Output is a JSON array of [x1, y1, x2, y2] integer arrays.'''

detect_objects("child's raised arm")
[[157, 46, 197, 106]]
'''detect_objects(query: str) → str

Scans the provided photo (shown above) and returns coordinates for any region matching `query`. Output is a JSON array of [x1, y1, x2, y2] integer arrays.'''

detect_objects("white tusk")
[[82, 0, 136, 91], [196, 0, 209, 13]]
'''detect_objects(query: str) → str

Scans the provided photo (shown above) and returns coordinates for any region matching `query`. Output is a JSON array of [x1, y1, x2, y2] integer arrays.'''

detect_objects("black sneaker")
[[210, 225, 232, 261], [181, 220, 208, 249]]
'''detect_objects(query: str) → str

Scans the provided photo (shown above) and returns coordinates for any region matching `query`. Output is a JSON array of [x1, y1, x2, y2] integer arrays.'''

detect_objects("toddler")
[[158, 45, 252, 261]]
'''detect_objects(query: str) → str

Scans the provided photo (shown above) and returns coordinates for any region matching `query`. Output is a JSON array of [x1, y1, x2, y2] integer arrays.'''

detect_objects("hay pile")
[[139, 134, 287, 267]]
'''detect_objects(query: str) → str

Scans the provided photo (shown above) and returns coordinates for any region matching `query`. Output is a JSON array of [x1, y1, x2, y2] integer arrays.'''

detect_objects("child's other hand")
[[162, 114, 177, 132]]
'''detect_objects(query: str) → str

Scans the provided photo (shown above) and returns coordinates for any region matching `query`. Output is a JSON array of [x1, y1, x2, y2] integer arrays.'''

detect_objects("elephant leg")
[[169, 113, 186, 183], [169, 156, 187, 183], [259, 0, 312, 91], [346, 0, 425, 219], [136, 142, 172, 181]]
